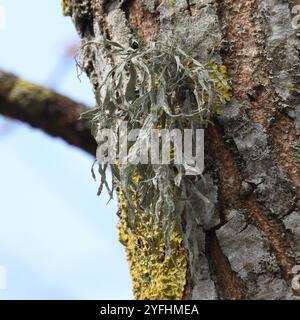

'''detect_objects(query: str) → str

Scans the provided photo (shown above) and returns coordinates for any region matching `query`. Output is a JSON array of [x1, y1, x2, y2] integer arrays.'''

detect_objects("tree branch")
[[0, 70, 96, 156]]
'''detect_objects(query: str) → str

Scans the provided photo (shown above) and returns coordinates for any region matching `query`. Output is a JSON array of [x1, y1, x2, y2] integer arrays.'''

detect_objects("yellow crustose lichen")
[[9, 79, 53, 114], [184, 58, 233, 115], [207, 60, 233, 115], [117, 175, 187, 300], [61, 0, 70, 16]]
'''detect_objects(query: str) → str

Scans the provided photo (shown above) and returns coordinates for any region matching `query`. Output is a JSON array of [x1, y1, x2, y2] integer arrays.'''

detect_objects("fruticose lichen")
[[82, 37, 232, 299]]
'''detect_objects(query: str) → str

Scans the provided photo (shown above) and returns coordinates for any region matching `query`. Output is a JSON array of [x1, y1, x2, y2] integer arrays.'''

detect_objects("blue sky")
[[0, 0, 132, 299]]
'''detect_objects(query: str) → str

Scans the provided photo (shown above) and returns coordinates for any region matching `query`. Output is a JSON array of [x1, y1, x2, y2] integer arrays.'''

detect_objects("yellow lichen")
[[289, 84, 300, 94], [207, 60, 233, 115], [117, 175, 187, 300], [61, 0, 70, 16], [168, 0, 177, 7], [184, 58, 196, 70], [9, 79, 53, 114]]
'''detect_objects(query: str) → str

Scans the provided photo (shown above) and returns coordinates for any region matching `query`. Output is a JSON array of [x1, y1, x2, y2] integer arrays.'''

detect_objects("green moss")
[[9, 79, 53, 115]]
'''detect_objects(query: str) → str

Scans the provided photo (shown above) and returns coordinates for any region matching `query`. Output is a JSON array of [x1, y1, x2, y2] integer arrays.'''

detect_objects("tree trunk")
[[65, 0, 300, 300]]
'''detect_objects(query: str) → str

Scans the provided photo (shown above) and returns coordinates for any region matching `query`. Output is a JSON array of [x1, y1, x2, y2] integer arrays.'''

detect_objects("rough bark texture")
[[0, 70, 96, 155], [65, 0, 300, 299]]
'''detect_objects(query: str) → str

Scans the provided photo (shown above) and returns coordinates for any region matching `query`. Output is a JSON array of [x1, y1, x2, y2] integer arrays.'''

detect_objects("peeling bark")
[[65, 0, 300, 299]]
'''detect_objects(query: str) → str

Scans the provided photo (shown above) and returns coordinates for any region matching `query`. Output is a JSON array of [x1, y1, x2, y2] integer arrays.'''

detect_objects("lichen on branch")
[[0, 70, 96, 155]]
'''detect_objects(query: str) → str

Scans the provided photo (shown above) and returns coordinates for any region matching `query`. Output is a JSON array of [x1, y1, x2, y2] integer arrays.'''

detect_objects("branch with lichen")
[[0, 70, 96, 155]]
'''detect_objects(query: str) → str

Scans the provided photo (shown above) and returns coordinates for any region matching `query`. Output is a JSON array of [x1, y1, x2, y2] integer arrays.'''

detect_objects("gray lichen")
[[81, 36, 230, 238]]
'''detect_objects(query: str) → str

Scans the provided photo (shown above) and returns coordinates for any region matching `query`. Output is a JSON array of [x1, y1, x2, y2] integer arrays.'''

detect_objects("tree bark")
[[65, 0, 300, 299]]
